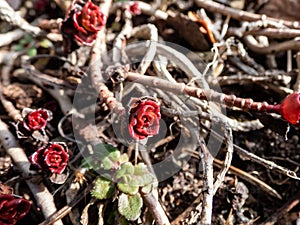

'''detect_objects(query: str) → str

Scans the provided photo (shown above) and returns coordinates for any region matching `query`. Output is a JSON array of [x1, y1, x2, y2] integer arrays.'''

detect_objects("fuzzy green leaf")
[[118, 193, 143, 221], [117, 182, 139, 195], [116, 162, 134, 179], [82, 144, 128, 171], [91, 177, 115, 200], [133, 163, 155, 187]]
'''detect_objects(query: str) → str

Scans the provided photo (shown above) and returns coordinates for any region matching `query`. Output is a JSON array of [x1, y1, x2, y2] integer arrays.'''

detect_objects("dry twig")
[[198, 137, 214, 225], [0, 0, 43, 36]]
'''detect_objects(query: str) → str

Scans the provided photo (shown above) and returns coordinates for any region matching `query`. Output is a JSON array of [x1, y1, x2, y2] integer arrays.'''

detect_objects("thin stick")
[[130, 24, 158, 75], [141, 191, 170, 225], [213, 159, 281, 199], [125, 71, 281, 114], [293, 52, 300, 92], [0, 0, 42, 36], [230, 27, 300, 39], [213, 123, 233, 194], [0, 119, 63, 225], [244, 35, 300, 54], [110, 1, 168, 20], [211, 130, 300, 181], [198, 136, 214, 225], [89, 0, 125, 115], [112, 10, 133, 64], [0, 29, 24, 47], [194, 0, 300, 29], [38, 183, 93, 225]]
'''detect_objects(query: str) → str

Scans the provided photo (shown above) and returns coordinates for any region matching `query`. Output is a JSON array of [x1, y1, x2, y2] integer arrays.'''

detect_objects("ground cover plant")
[[0, 0, 300, 224]]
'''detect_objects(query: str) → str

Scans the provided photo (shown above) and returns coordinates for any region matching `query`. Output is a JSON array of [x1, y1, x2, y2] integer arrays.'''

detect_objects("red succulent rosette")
[[0, 194, 31, 225], [279, 92, 300, 124], [61, 0, 106, 46], [127, 2, 141, 15], [128, 97, 161, 140], [22, 108, 52, 131], [29, 143, 69, 174]]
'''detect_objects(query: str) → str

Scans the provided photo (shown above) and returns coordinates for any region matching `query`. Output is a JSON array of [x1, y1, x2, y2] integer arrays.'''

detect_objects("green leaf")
[[39, 39, 53, 48], [117, 182, 139, 195], [133, 163, 155, 187], [93, 144, 129, 170], [91, 177, 115, 200], [119, 154, 129, 164], [27, 47, 37, 57], [116, 162, 155, 194], [118, 193, 143, 221], [81, 158, 95, 170], [12, 44, 24, 51], [116, 162, 134, 179]]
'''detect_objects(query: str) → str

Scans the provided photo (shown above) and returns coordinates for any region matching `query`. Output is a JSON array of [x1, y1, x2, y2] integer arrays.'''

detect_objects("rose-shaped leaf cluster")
[[0, 194, 31, 225], [22, 108, 52, 132], [128, 97, 161, 140], [29, 143, 69, 174], [60, 0, 106, 46], [127, 2, 141, 15], [279, 92, 300, 124]]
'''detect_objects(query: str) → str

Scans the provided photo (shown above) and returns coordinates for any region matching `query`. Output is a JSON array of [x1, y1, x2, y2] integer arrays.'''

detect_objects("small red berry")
[[279, 92, 300, 124]]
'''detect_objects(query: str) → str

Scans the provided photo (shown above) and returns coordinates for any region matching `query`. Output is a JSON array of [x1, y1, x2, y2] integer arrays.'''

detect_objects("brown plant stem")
[[141, 192, 170, 225], [110, 1, 168, 20], [293, 52, 300, 92], [244, 36, 300, 54], [0, 29, 25, 47], [38, 183, 93, 225], [198, 137, 214, 225], [212, 123, 233, 194], [38, 18, 63, 30], [125, 72, 281, 114], [211, 130, 300, 180], [89, 0, 125, 115], [0, 119, 63, 225], [229, 27, 300, 39], [213, 159, 281, 199], [194, 0, 300, 29], [0, 0, 42, 36]]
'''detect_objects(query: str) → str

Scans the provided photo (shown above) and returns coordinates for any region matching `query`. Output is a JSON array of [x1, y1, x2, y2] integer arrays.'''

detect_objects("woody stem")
[[125, 72, 281, 114]]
